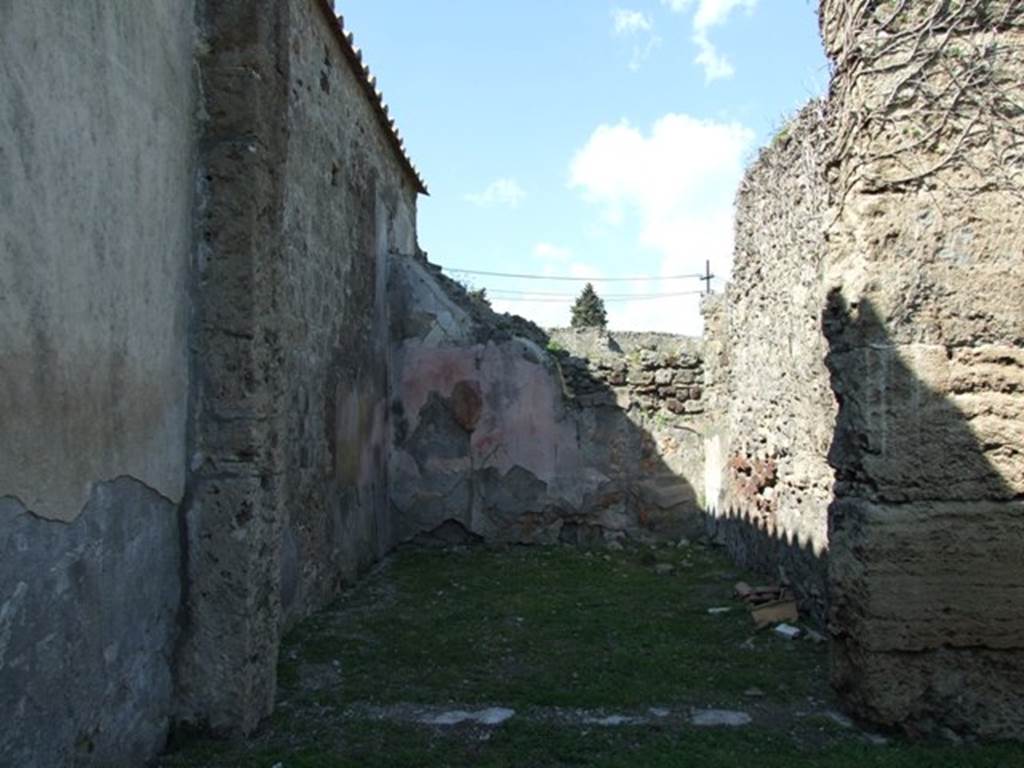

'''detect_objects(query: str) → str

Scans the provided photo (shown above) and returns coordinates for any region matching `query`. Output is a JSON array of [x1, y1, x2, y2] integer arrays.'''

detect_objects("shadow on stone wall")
[[822, 289, 1024, 739], [703, 506, 827, 624], [548, 341, 706, 547]]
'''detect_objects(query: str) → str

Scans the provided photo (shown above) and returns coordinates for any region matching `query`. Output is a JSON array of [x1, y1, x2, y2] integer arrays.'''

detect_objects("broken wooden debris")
[[734, 581, 799, 628], [751, 598, 799, 628]]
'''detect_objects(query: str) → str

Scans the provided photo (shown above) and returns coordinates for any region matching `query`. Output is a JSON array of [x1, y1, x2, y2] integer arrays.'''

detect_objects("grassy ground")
[[162, 543, 1024, 767]]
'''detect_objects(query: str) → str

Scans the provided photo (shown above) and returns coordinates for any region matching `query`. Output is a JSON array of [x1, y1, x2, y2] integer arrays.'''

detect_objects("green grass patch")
[[286, 545, 825, 709], [163, 719, 1024, 768], [162, 544, 1024, 768]]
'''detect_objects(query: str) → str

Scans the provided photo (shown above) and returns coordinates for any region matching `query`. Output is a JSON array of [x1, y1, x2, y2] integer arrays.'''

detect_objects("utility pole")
[[701, 260, 715, 295]]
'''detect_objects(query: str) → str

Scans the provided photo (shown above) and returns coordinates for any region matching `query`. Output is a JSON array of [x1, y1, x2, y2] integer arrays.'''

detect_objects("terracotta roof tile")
[[316, 0, 428, 194]]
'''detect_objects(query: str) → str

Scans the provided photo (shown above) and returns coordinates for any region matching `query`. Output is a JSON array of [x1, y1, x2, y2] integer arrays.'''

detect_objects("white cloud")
[[612, 9, 653, 34], [660, 0, 758, 82], [611, 8, 661, 71], [569, 113, 755, 334], [464, 178, 526, 208]]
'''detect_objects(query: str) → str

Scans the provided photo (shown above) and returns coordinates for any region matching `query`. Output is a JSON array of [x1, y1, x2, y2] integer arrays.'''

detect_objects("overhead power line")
[[491, 290, 705, 304], [487, 289, 704, 299], [444, 267, 703, 282]]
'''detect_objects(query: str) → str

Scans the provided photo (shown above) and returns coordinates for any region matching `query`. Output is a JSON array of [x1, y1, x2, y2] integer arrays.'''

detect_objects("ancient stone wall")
[[4, 0, 1021, 760], [2, 1, 425, 763], [178, 0, 424, 737], [819, 0, 1024, 739], [702, 103, 835, 622], [390, 270, 706, 546], [707, 0, 1024, 739], [548, 328, 706, 525], [0, 3, 197, 764], [278, 0, 419, 627], [549, 329, 705, 417], [175, 0, 291, 736]]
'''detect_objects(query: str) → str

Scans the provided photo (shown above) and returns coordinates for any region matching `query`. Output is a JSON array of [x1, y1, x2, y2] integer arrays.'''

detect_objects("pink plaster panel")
[[396, 340, 585, 491]]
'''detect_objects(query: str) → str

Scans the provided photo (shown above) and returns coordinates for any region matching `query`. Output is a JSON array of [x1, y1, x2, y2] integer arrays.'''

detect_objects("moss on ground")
[[162, 544, 1024, 767]]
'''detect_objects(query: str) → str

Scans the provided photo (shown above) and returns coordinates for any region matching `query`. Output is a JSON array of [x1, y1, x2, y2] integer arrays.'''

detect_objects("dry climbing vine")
[[824, 0, 1024, 208]]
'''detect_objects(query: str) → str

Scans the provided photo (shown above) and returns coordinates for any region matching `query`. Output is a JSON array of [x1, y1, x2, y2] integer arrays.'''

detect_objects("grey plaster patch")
[[0, 479, 181, 766], [406, 393, 471, 463], [0, 579, 28, 669]]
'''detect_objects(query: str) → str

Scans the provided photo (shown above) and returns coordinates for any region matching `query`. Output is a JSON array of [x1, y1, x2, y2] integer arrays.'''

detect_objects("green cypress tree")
[[570, 283, 608, 329]]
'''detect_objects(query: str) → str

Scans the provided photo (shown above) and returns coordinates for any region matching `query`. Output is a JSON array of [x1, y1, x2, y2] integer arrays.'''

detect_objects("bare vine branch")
[[824, 0, 1024, 214]]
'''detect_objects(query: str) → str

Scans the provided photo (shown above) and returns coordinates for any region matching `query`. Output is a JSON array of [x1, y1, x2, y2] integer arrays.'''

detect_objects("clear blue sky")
[[335, 1, 828, 334]]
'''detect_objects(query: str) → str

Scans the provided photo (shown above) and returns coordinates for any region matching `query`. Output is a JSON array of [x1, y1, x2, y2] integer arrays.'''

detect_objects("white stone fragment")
[[475, 707, 516, 725], [691, 709, 752, 727], [774, 623, 802, 640], [585, 714, 637, 726], [421, 708, 515, 727]]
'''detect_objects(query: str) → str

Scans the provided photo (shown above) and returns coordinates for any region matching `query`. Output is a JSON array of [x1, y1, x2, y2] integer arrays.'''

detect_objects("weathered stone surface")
[[0, 2, 197, 523], [820, 0, 1024, 740], [178, 0, 420, 738], [703, 3, 1024, 739], [701, 103, 834, 623], [0, 3, 196, 765], [0, 482, 180, 766], [826, 305, 1024, 739], [691, 709, 752, 727], [830, 498, 1024, 654], [277, 0, 419, 617], [451, 380, 485, 432], [832, 643, 1024, 741], [826, 343, 1023, 503], [174, 0, 290, 736], [390, 263, 706, 545]]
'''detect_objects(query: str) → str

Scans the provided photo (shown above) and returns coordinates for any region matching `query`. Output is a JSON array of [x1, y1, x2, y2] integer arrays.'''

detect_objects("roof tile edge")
[[316, 0, 429, 195]]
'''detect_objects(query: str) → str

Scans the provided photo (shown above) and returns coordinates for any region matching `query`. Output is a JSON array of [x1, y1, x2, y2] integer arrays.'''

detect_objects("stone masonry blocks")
[[176, 0, 290, 735], [821, 0, 1024, 739]]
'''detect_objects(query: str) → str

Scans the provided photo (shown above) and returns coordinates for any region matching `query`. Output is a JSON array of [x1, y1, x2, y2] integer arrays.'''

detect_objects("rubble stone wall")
[[707, 1, 1024, 739], [178, 0, 422, 737], [277, 0, 419, 627], [390, 264, 706, 547], [702, 103, 836, 623], [548, 328, 706, 517]]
